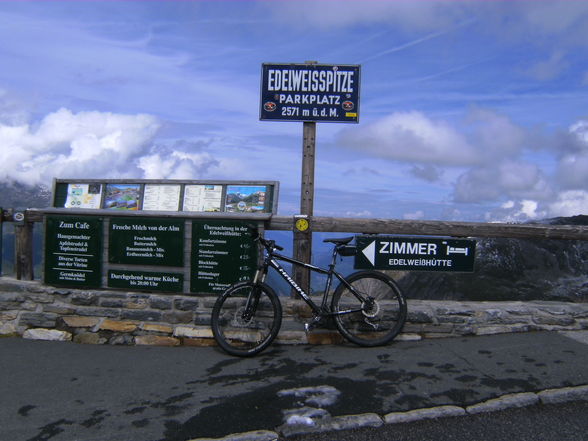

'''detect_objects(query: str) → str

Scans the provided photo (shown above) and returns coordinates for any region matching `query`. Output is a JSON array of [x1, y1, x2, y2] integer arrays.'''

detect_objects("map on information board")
[[64, 183, 102, 209]]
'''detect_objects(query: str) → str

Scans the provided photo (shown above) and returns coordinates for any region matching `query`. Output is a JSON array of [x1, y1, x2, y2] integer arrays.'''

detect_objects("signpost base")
[[293, 122, 316, 295]]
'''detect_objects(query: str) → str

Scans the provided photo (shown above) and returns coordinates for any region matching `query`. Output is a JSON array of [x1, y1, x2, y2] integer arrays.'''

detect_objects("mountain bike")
[[210, 234, 407, 357]]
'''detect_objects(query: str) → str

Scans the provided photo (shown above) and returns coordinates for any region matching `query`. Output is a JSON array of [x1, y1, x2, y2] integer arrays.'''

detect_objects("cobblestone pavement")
[[1, 331, 587, 441]]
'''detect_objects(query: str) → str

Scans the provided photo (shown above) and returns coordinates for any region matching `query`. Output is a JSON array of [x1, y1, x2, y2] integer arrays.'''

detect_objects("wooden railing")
[[3, 208, 588, 281]]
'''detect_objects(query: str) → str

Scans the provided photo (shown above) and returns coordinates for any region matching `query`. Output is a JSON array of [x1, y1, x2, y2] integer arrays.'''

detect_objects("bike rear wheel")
[[332, 271, 407, 347], [211, 281, 282, 357]]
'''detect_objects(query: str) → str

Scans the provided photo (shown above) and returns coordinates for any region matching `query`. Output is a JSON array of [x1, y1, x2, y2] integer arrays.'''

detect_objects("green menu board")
[[191, 220, 257, 294], [44, 215, 103, 287], [109, 217, 184, 266], [108, 269, 183, 292]]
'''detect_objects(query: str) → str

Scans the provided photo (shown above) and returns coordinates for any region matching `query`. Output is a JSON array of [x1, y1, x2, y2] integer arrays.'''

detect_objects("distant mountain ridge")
[[394, 215, 588, 303], [0, 181, 51, 209]]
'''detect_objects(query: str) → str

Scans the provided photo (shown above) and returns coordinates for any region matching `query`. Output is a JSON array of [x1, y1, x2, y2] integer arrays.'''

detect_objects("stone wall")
[[1, 278, 587, 345]]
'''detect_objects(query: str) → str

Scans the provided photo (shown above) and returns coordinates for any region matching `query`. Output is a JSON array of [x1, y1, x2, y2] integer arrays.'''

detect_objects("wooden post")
[[293, 121, 316, 294], [15, 221, 34, 280]]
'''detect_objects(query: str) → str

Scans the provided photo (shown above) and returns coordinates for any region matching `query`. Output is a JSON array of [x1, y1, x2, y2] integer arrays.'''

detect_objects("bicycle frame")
[[253, 240, 365, 317]]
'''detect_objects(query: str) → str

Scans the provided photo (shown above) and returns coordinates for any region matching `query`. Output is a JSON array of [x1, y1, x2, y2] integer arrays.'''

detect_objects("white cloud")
[[403, 210, 425, 220], [557, 152, 588, 189], [344, 209, 372, 218], [525, 51, 569, 81], [0, 89, 29, 125], [267, 0, 588, 46], [547, 190, 588, 217], [0, 108, 160, 185], [266, 0, 470, 31], [556, 119, 588, 190], [485, 199, 546, 222], [410, 164, 442, 182], [337, 111, 477, 166], [513, 1, 588, 37], [569, 119, 588, 146], [454, 161, 552, 204], [464, 108, 527, 158], [137, 150, 219, 180], [336, 107, 588, 221], [338, 108, 530, 167]]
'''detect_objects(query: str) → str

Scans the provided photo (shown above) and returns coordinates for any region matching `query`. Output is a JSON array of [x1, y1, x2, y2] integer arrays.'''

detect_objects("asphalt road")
[[1, 331, 587, 441]]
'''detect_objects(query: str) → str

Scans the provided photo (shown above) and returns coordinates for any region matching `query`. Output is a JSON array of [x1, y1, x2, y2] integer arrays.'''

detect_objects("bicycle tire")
[[331, 271, 407, 347], [211, 281, 282, 357]]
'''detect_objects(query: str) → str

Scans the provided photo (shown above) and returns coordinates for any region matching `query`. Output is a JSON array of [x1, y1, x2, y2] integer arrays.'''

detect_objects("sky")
[[0, 0, 587, 222]]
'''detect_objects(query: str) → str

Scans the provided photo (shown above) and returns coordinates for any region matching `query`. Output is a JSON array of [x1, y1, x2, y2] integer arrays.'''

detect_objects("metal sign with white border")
[[260, 63, 360, 123], [354, 236, 476, 272]]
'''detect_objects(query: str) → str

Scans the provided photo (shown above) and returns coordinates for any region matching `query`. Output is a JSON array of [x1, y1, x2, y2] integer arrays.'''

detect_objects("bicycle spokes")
[[211, 282, 282, 356], [332, 272, 407, 346]]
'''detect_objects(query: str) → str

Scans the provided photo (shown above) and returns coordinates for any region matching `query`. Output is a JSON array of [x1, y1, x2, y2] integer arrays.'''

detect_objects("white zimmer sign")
[[260, 63, 360, 123], [354, 236, 477, 272]]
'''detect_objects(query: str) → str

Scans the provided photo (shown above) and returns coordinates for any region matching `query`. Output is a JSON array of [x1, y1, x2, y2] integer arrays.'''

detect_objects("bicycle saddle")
[[323, 237, 353, 245]]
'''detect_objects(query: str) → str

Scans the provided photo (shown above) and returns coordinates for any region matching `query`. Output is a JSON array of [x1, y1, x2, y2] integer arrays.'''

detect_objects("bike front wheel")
[[332, 271, 407, 347], [211, 281, 282, 357]]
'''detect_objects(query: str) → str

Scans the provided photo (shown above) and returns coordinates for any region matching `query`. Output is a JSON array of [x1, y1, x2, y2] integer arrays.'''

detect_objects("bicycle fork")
[[242, 267, 268, 320]]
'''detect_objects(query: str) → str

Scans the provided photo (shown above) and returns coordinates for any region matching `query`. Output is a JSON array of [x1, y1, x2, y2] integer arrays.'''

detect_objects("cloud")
[[0, 108, 160, 185], [337, 111, 477, 166], [344, 209, 373, 218], [0, 7, 260, 128], [0, 89, 29, 125], [337, 108, 588, 220], [555, 119, 588, 190], [568, 119, 588, 146], [556, 152, 588, 189], [464, 108, 527, 158], [137, 150, 219, 180], [511, 1, 588, 38], [358, 20, 476, 63], [479, 119, 588, 221], [265, 0, 471, 31], [547, 190, 588, 218], [403, 210, 425, 220], [453, 161, 552, 204], [486, 199, 546, 223], [488, 190, 588, 222], [338, 108, 529, 167], [524, 51, 569, 81], [0, 107, 234, 188], [410, 164, 442, 182], [267, 0, 588, 44]]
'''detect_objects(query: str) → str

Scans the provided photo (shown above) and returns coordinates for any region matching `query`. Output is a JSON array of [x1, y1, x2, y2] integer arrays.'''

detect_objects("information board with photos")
[[52, 179, 279, 214]]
